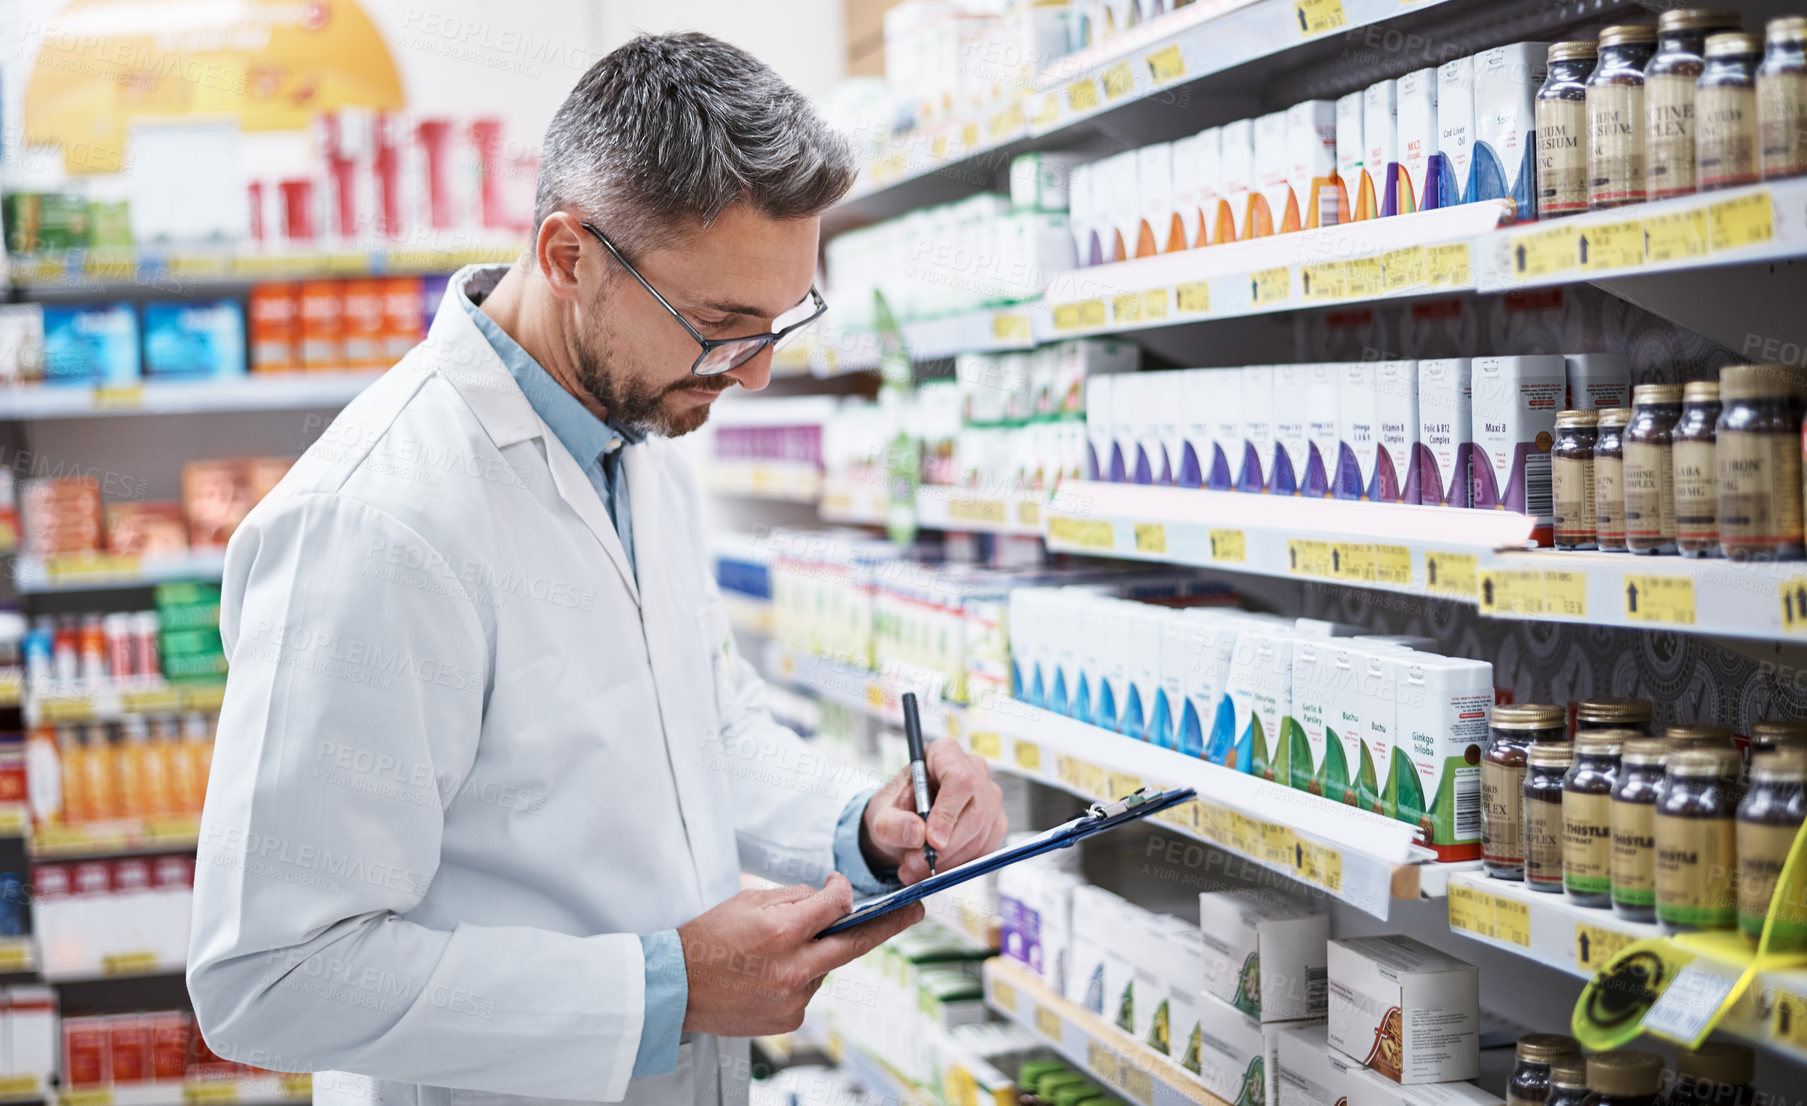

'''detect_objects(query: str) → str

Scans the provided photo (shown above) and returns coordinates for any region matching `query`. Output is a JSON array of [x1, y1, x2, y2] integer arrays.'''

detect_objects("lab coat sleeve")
[[188, 492, 646, 1102]]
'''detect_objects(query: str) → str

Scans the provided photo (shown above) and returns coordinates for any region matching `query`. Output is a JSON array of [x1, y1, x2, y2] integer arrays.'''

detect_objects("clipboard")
[[816, 785, 1196, 938]]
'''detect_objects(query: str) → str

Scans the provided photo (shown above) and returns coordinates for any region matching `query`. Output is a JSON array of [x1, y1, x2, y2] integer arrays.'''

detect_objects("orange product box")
[[0, 741, 25, 805], [248, 282, 301, 373], [247, 456, 295, 504], [63, 1015, 111, 1087], [105, 501, 191, 556], [298, 279, 344, 370], [147, 1011, 193, 1081], [21, 476, 103, 558], [108, 1013, 150, 1084], [383, 276, 425, 361], [182, 459, 254, 549], [339, 278, 387, 370]]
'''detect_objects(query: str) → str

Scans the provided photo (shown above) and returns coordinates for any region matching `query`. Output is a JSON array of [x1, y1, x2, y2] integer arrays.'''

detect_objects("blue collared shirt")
[[455, 270, 894, 1079]]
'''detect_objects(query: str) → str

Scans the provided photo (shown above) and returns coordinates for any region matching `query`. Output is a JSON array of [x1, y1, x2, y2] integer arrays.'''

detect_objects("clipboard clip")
[[1086, 786, 1162, 820]]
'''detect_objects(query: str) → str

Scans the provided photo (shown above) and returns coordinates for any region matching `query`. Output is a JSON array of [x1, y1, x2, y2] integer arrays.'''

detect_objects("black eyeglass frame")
[[578, 221, 828, 377]]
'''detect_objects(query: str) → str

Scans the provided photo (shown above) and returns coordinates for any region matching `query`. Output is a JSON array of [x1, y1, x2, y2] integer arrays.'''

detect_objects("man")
[[187, 33, 1007, 1106]]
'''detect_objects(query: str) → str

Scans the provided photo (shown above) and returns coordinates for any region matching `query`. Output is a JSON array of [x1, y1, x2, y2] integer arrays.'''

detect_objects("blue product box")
[[142, 299, 247, 379], [42, 304, 140, 386]]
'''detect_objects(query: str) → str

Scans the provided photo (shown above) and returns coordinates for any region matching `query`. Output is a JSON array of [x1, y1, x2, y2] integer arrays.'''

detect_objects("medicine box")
[[1287, 100, 1341, 231], [1472, 43, 1548, 217], [1337, 362, 1380, 500], [1185, 611, 1242, 762], [1192, 127, 1225, 248], [1278, 1023, 1367, 1106], [1272, 363, 1312, 496], [1179, 368, 1213, 487], [1389, 656, 1491, 860], [1347, 646, 1405, 816], [1070, 162, 1099, 265], [1293, 639, 1349, 799], [998, 865, 1079, 992], [1471, 354, 1564, 539], [1364, 80, 1401, 217], [1434, 56, 1475, 207], [1563, 352, 1630, 410], [1327, 936, 1479, 1085], [1192, 993, 1297, 1106], [1070, 884, 1135, 1024], [1397, 68, 1440, 213], [1345, 1067, 1504, 1106], [1137, 142, 1176, 257], [1198, 890, 1329, 1021], [142, 300, 247, 379], [1170, 135, 1206, 251], [42, 304, 140, 386], [1305, 363, 1340, 498], [1374, 360, 1421, 505], [1239, 365, 1274, 493], [1253, 111, 1290, 238], [1416, 359, 1473, 507], [1207, 368, 1244, 491], [1337, 92, 1369, 223], [1220, 119, 1257, 243]]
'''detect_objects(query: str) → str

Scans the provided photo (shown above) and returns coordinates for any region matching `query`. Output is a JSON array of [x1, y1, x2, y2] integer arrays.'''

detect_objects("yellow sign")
[[1425, 551, 1478, 597], [1624, 574, 1694, 624], [102, 949, 161, 976], [970, 731, 1001, 760], [1544, 571, 1589, 618], [961, 123, 981, 148], [1087, 1041, 1154, 1103], [1709, 190, 1774, 251], [1133, 522, 1168, 554], [1343, 257, 1385, 298], [1779, 577, 1807, 632], [1068, 79, 1100, 114], [185, 1084, 240, 1105], [1048, 515, 1115, 550], [948, 497, 1008, 525], [1381, 245, 1428, 291], [1512, 225, 1579, 278], [1581, 220, 1645, 271], [1296, 838, 1343, 892], [1294, 0, 1348, 36], [1288, 539, 1334, 578], [989, 102, 1027, 139], [1052, 300, 1108, 332], [1101, 61, 1136, 102], [992, 976, 1018, 1013], [1227, 810, 1262, 856], [1478, 569, 1545, 615], [991, 313, 1032, 343], [1448, 882, 1497, 939], [92, 385, 146, 410], [1015, 740, 1042, 772], [1372, 544, 1412, 587], [0, 944, 29, 975], [932, 133, 951, 161], [1017, 500, 1041, 528], [1175, 280, 1211, 314], [1138, 288, 1168, 321], [1108, 772, 1144, 800], [1494, 896, 1532, 947], [1260, 822, 1297, 868], [1644, 208, 1710, 262], [0, 1075, 37, 1099], [1302, 262, 1346, 301], [1209, 529, 1247, 562], [1331, 542, 1376, 582], [1035, 1004, 1062, 1039], [1146, 44, 1186, 85], [1574, 923, 1634, 973], [1251, 266, 1292, 306]]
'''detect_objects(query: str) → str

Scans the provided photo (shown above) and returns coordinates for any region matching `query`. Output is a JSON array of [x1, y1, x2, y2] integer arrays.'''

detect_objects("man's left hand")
[[862, 737, 1007, 885]]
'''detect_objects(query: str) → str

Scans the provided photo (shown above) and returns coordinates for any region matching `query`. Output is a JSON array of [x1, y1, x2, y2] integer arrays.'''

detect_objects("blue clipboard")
[[816, 785, 1196, 938]]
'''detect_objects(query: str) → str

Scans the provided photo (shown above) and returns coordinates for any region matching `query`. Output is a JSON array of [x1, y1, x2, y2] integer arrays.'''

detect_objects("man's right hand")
[[677, 873, 923, 1037]]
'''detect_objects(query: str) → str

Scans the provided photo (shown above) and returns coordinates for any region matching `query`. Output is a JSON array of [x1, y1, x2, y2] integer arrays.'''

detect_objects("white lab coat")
[[187, 266, 870, 1106]]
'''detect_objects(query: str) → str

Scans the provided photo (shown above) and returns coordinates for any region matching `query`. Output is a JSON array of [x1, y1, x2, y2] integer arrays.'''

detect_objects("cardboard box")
[[1345, 1066, 1503, 1106], [142, 299, 246, 379], [1327, 936, 1478, 1084], [1346, 646, 1406, 815], [1220, 120, 1256, 243], [1199, 890, 1329, 1021], [298, 280, 344, 369], [1171, 133, 1209, 250], [1390, 656, 1491, 860], [1186, 612, 1243, 763], [1374, 360, 1421, 505], [1397, 68, 1440, 213], [1253, 111, 1290, 238], [1336, 362, 1379, 500], [1239, 365, 1274, 493], [104, 502, 189, 557], [1292, 639, 1351, 798], [1223, 626, 1295, 780], [1471, 354, 1564, 539], [1337, 92, 1370, 222], [1149, 914, 1206, 1062], [1305, 363, 1340, 498], [1417, 359, 1473, 507], [42, 304, 139, 386], [0, 304, 45, 384], [1278, 1023, 1367, 1106], [1434, 56, 1475, 207], [1287, 100, 1342, 230], [1068, 884, 1127, 1016], [1179, 368, 1213, 487], [10, 986, 58, 1078], [1192, 993, 1295, 1106], [1207, 367, 1243, 491], [1273, 363, 1312, 496], [1472, 43, 1548, 217], [1563, 352, 1630, 410], [1365, 80, 1401, 217], [1138, 142, 1177, 257], [248, 283, 300, 373], [340, 278, 388, 369]]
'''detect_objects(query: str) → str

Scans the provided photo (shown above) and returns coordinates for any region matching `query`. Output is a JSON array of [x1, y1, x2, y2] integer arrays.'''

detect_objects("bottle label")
[[1623, 439, 1675, 546], [1645, 72, 1698, 197], [1696, 84, 1760, 189], [1656, 812, 1737, 926], [1539, 98, 1590, 214], [1482, 758, 1526, 868], [1759, 70, 1807, 179], [1718, 429, 1805, 550], [1553, 454, 1596, 546], [1526, 796, 1566, 889], [1563, 790, 1613, 893], [1674, 438, 1718, 547], [1737, 818, 1803, 937], [1595, 455, 1626, 546], [1612, 798, 1658, 906], [1589, 83, 1646, 205]]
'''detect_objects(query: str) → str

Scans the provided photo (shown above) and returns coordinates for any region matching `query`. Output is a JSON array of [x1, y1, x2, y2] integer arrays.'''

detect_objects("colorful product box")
[[1434, 56, 1476, 207], [1374, 360, 1421, 505], [1179, 369, 1213, 487], [1238, 628, 1296, 782], [1278, 1024, 1366, 1106], [1170, 135, 1206, 250], [1397, 68, 1441, 213], [299, 280, 344, 369], [1472, 43, 1549, 218], [1390, 656, 1491, 860], [339, 278, 388, 369], [0, 304, 45, 384], [1252, 111, 1290, 239], [1238, 366, 1274, 494], [1188, 612, 1246, 762], [1069, 162, 1097, 265], [42, 304, 140, 386], [1287, 100, 1342, 231], [1304, 363, 1340, 498], [1365, 80, 1402, 218], [1199, 890, 1329, 1021], [1293, 639, 1348, 798], [1086, 375, 1119, 481], [1337, 91, 1370, 222], [1191, 993, 1294, 1106], [1220, 120, 1257, 243], [1346, 645, 1405, 816], [1191, 128, 1226, 249], [1336, 362, 1379, 500], [1272, 364, 1312, 496], [141, 300, 246, 379], [1138, 142, 1177, 257], [1470, 355, 1564, 541], [1417, 359, 1473, 507], [1327, 936, 1479, 1085], [1124, 604, 1163, 742], [249, 283, 301, 373], [1207, 368, 1244, 491]]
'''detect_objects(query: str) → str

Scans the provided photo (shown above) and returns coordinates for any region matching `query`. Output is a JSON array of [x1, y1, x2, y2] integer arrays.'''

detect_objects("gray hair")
[[534, 32, 856, 255]]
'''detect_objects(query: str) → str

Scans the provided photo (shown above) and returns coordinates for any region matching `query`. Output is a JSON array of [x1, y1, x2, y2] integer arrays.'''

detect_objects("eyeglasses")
[[579, 222, 828, 377]]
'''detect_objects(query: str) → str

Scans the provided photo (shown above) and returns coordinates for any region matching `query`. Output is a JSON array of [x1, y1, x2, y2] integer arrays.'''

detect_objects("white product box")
[[1124, 603, 1163, 741], [1007, 589, 1044, 705], [1122, 374, 1167, 485], [1094, 598, 1132, 732], [1374, 360, 1421, 505], [1170, 134, 1205, 251], [1180, 368, 1214, 487], [1193, 993, 1295, 1106], [1346, 645, 1405, 815], [1254, 111, 1291, 238], [1239, 365, 1275, 493], [1192, 127, 1225, 248], [1010, 151, 1087, 212], [999, 864, 1080, 991], [1392, 656, 1491, 859], [1417, 358, 1473, 507], [1086, 373, 1118, 480], [1220, 119, 1257, 242], [1365, 80, 1401, 217], [1305, 363, 1341, 499], [0, 305, 44, 384], [1070, 162, 1100, 265], [1288, 100, 1342, 230], [1337, 361, 1379, 500], [1107, 150, 1141, 263], [1122, 903, 1175, 1047], [9, 986, 56, 1078], [1186, 612, 1243, 762], [1472, 43, 1548, 216], [1292, 638, 1345, 799], [1435, 56, 1476, 207], [1232, 628, 1295, 782], [1138, 142, 1177, 257], [1199, 890, 1330, 1020], [1069, 883, 1128, 1014], [1053, 590, 1087, 716], [1563, 352, 1631, 410], [1397, 68, 1440, 212], [1279, 1023, 1367, 1106], [1345, 1066, 1503, 1106], [1273, 363, 1313, 496], [1471, 355, 1564, 536], [1327, 936, 1479, 1084], [1155, 612, 1190, 754], [1337, 92, 1367, 222], [1207, 367, 1244, 490], [1158, 371, 1192, 488]]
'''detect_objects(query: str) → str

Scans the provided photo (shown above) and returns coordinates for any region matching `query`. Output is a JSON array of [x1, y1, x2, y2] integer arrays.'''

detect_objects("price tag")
[[1015, 740, 1042, 772], [1195, 803, 1231, 845], [992, 975, 1018, 1013], [1494, 896, 1533, 947], [1574, 922, 1634, 973], [1478, 569, 1545, 615], [1068, 79, 1100, 113], [0, 1075, 37, 1098], [1260, 822, 1297, 868], [0, 942, 30, 973], [103, 949, 161, 976], [1101, 61, 1135, 102], [1036, 1004, 1062, 1040], [1287, 539, 1334, 578], [1624, 574, 1695, 624], [1579, 219, 1645, 271], [1644, 208, 1710, 262], [1138, 288, 1168, 321], [1343, 257, 1385, 298], [92, 384, 146, 410], [1017, 500, 1041, 527], [1772, 987, 1807, 1048], [1133, 522, 1168, 554], [1372, 544, 1412, 587], [1544, 570, 1589, 618], [1709, 190, 1773, 251], [1227, 811, 1262, 856], [1057, 754, 1082, 790], [1048, 515, 1116, 550], [948, 497, 1008, 524], [1425, 551, 1478, 598], [970, 731, 1002, 760], [185, 1084, 240, 1105], [1108, 772, 1145, 799], [1209, 529, 1247, 562], [1146, 44, 1186, 84], [1779, 576, 1807, 633], [1052, 300, 1107, 332], [931, 132, 951, 161], [1511, 224, 1579, 278], [1330, 542, 1376, 582], [1302, 261, 1347, 301], [1448, 883, 1497, 939], [991, 313, 1032, 343], [961, 123, 980, 148], [1081, 760, 1109, 798], [988, 101, 1027, 140], [1031, 94, 1060, 129], [62, 1091, 114, 1106], [1296, 838, 1343, 892], [280, 1075, 314, 1100], [1294, 0, 1347, 36], [865, 684, 886, 709], [1175, 280, 1211, 314], [1381, 245, 1427, 291], [1251, 266, 1292, 306]]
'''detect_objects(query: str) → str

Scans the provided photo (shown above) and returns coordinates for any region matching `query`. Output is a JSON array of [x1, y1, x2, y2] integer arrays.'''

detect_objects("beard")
[[573, 328, 734, 438]]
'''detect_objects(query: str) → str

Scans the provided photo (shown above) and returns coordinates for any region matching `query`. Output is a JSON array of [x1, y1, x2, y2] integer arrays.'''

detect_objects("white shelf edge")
[[0, 373, 382, 420], [13, 551, 227, 594]]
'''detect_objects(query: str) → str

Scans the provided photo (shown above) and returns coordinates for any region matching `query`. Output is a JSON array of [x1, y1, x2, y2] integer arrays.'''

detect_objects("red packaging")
[[249, 283, 301, 374], [247, 181, 264, 242], [188, 1023, 237, 1079], [73, 860, 111, 897], [21, 476, 103, 558], [298, 280, 344, 370], [0, 742, 25, 804], [105, 502, 190, 557], [147, 1011, 193, 1081], [469, 119, 505, 229], [108, 1014, 150, 1084], [414, 119, 456, 230], [182, 460, 254, 549], [112, 857, 152, 894], [382, 277, 424, 361], [339, 279, 387, 369], [31, 863, 69, 900], [152, 854, 195, 891], [279, 180, 315, 243], [63, 1016, 110, 1087]]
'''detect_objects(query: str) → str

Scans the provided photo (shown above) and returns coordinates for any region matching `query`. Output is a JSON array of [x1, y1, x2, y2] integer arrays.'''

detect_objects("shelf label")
[[1017, 500, 1041, 527], [1113, 290, 1169, 325], [1709, 190, 1773, 251], [1035, 1004, 1062, 1040], [1448, 883, 1498, 939], [1146, 44, 1186, 84], [1779, 576, 1807, 633], [1133, 522, 1168, 554], [1425, 243, 1471, 288], [1107, 772, 1145, 800], [992, 975, 1018, 1014], [1227, 810, 1262, 856], [0, 943, 29, 974], [1175, 280, 1211, 314], [1773, 987, 1807, 1049], [1068, 79, 1100, 113], [1052, 300, 1107, 332], [1330, 542, 1377, 583], [1302, 261, 1346, 301], [1295, 838, 1343, 893], [1343, 257, 1385, 298], [865, 684, 887, 709], [1139, 288, 1168, 321], [988, 101, 1026, 139], [961, 123, 980, 148], [1381, 245, 1427, 291], [1287, 539, 1334, 578], [103, 949, 161, 976], [1424, 551, 1478, 597], [1478, 569, 1545, 615], [1580, 220, 1645, 271], [1260, 822, 1297, 868], [63, 1091, 113, 1106], [1624, 574, 1694, 624], [1644, 208, 1710, 262], [1031, 94, 1060, 129], [970, 731, 1001, 760], [185, 1083, 240, 1104], [280, 1075, 313, 1099], [1545, 570, 1588, 618], [1101, 61, 1136, 102], [1574, 922, 1634, 974], [1087, 1041, 1154, 1105], [1251, 266, 1292, 306], [0, 1076, 36, 1098], [1015, 740, 1042, 772], [948, 497, 1009, 524], [45, 551, 142, 581], [92, 384, 146, 410], [1372, 544, 1412, 587], [1048, 515, 1116, 550], [1512, 224, 1579, 278], [991, 313, 1032, 343], [931, 132, 951, 162], [1209, 529, 1247, 562], [1294, 0, 1347, 36], [1494, 896, 1532, 947]]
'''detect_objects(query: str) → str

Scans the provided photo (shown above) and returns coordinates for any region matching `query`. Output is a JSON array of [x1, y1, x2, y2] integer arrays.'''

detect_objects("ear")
[[536, 213, 588, 302]]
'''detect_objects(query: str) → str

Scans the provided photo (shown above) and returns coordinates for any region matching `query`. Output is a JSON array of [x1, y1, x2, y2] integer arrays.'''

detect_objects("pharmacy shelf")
[[799, 1014, 933, 1106], [960, 699, 1443, 920], [983, 957, 1220, 1106], [57, 1075, 313, 1106], [0, 939, 38, 977], [698, 460, 822, 503], [763, 643, 960, 741], [915, 485, 1046, 537], [13, 551, 226, 594], [789, 305, 1049, 375], [0, 373, 381, 421], [0, 1074, 47, 1104], [26, 682, 227, 726], [721, 592, 773, 638], [1041, 481, 1533, 604], [41, 955, 185, 984], [27, 819, 200, 861], [817, 474, 891, 526], [7, 243, 520, 291]]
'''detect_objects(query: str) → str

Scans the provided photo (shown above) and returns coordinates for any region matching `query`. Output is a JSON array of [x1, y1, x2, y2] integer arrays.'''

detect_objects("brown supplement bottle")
[[1526, 741, 1574, 893], [1486, 703, 1568, 880], [1554, 411, 1599, 549], [1672, 1043, 1755, 1106], [1596, 407, 1632, 551], [1717, 363, 1806, 561], [1751, 719, 1807, 755], [1613, 738, 1667, 921], [1589, 26, 1661, 208], [1578, 697, 1655, 734], [1584, 1051, 1665, 1106], [1696, 33, 1764, 190], [1508, 1035, 1582, 1106], [1626, 384, 1685, 554], [1565, 732, 1624, 907], [1646, 9, 1743, 199], [1736, 747, 1807, 945], [1759, 17, 1807, 181], [1674, 381, 1724, 557], [1656, 746, 1742, 931], [1548, 1058, 1590, 1106], [1541, 43, 1601, 217]]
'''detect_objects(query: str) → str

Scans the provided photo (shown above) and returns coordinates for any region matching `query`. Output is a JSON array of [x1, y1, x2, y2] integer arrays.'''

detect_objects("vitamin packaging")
[[1305, 363, 1341, 498], [1170, 133, 1209, 250], [1327, 936, 1480, 1084], [1563, 352, 1631, 409], [1417, 358, 1475, 507], [1288, 100, 1343, 230], [142, 300, 248, 380], [1336, 362, 1380, 500], [1375, 360, 1422, 504], [1390, 656, 1492, 859], [999, 864, 1080, 994], [1220, 119, 1257, 243], [1240, 365, 1276, 493], [1137, 142, 1177, 257], [1225, 627, 1297, 780], [1293, 639, 1354, 799], [1067, 883, 1134, 1020], [1472, 43, 1550, 217], [42, 304, 140, 386], [1345, 1067, 1504, 1106], [1471, 355, 1565, 542], [1181, 611, 1243, 760], [1253, 111, 1292, 238], [1143, 913, 1205, 1059], [1338, 91, 1373, 222], [1207, 368, 1245, 491], [1198, 890, 1330, 1021], [1278, 1023, 1366, 1106], [1365, 79, 1403, 217], [1192, 993, 1291, 1106], [1345, 645, 1406, 815], [1398, 67, 1442, 212], [1273, 364, 1313, 496], [1435, 56, 1477, 206]]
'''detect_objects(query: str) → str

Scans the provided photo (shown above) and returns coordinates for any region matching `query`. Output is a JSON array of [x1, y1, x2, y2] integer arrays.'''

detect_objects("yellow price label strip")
[[1175, 280, 1210, 314], [185, 1084, 239, 1105], [1068, 79, 1100, 113], [1294, 0, 1347, 36], [948, 497, 1008, 524], [1031, 95, 1060, 129], [1343, 256, 1385, 298], [1260, 822, 1298, 868], [1133, 522, 1168, 554], [1107, 772, 1145, 800], [1425, 551, 1478, 598], [961, 123, 980, 148], [1015, 739, 1042, 772], [1709, 190, 1774, 251], [1644, 208, 1710, 262], [1494, 896, 1532, 947], [1302, 261, 1347, 301], [1511, 224, 1579, 278], [280, 1075, 314, 1100], [1574, 922, 1635, 973], [1251, 266, 1292, 306], [931, 133, 951, 162], [1772, 987, 1807, 1049], [1227, 810, 1262, 856], [1047, 515, 1116, 550], [1624, 574, 1694, 624], [970, 731, 1002, 760], [1372, 544, 1412, 587], [1052, 300, 1107, 332], [1544, 570, 1589, 618], [1035, 1004, 1062, 1040], [62, 1091, 114, 1106], [1448, 882, 1498, 939], [91, 384, 146, 410], [1580, 219, 1646, 271], [1381, 245, 1427, 292], [1330, 542, 1377, 582], [1209, 529, 1247, 562], [0, 1075, 36, 1098], [1110, 291, 1149, 324], [0, 943, 30, 974], [102, 949, 162, 976], [1017, 500, 1041, 528], [1138, 288, 1168, 321], [1478, 569, 1546, 615], [991, 313, 1031, 343], [1288, 539, 1334, 578], [992, 976, 1018, 1013], [1295, 838, 1342, 893], [1101, 61, 1135, 102], [988, 102, 1027, 140], [1146, 44, 1185, 85], [1779, 576, 1807, 633]]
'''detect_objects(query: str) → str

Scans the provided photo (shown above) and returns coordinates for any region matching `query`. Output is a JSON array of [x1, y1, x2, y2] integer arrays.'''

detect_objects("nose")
[[723, 349, 773, 392]]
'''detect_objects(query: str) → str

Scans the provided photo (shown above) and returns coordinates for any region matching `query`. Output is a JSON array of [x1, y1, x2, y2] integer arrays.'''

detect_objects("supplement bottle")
[[1589, 25, 1661, 208], [1656, 746, 1742, 931], [1674, 381, 1724, 556], [1612, 738, 1667, 921], [1671, 1043, 1754, 1106], [1736, 748, 1806, 945], [1547, 1058, 1589, 1106], [1578, 697, 1654, 734], [1759, 17, 1807, 180], [1595, 407, 1632, 551], [1485, 703, 1568, 880], [1540, 43, 1601, 216], [1646, 9, 1742, 198], [1508, 1035, 1582, 1106], [1626, 383, 1684, 554], [1553, 411, 1599, 549], [1717, 363, 1805, 560], [1696, 32, 1764, 190], [1751, 719, 1807, 755], [1564, 732, 1624, 907], [1584, 1051, 1665, 1106], [1526, 741, 1574, 893]]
